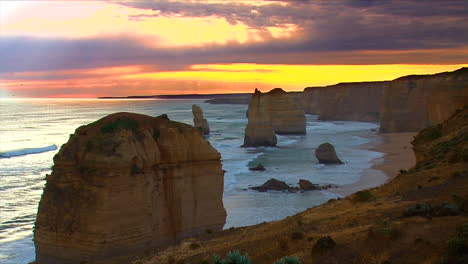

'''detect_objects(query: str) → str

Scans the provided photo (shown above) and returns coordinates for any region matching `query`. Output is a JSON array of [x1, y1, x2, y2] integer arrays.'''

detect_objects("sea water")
[[0, 98, 382, 263]]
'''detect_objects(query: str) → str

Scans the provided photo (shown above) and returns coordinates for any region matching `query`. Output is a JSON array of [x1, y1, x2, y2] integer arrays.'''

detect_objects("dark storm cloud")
[[2, 0, 468, 74]]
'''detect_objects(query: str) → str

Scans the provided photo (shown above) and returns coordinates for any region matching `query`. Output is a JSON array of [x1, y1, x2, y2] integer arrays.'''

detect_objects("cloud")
[[1, 0, 468, 74]]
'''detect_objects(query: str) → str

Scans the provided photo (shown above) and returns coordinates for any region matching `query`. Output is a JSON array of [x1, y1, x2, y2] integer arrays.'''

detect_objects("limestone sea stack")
[[242, 89, 277, 147], [264, 88, 306, 134], [315, 142, 344, 164], [192, 104, 210, 134], [34, 112, 226, 264]]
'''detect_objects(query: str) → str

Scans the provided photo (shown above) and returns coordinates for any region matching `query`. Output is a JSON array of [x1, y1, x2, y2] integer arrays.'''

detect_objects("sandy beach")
[[333, 132, 417, 196]]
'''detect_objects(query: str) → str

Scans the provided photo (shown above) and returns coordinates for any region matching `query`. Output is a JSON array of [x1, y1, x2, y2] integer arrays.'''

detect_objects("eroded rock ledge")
[[34, 112, 226, 264]]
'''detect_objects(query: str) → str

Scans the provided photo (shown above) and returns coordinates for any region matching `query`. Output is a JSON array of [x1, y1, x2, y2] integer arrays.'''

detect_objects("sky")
[[1, 0, 468, 98]]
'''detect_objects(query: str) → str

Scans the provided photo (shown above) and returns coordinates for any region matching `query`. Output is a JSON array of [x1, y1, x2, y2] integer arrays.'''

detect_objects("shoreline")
[[331, 131, 416, 196]]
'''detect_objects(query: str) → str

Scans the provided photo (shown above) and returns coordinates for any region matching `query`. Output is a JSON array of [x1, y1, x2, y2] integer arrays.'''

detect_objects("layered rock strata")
[[380, 67, 468, 133], [192, 104, 210, 134], [243, 89, 277, 147], [34, 112, 226, 264], [264, 88, 306, 134], [303, 81, 387, 122]]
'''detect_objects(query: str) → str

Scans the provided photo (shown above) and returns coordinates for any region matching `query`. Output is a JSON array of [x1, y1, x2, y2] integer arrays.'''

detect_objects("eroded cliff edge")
[[34, 112, 226, 264], [380, 67, 468, 132], [303, 81, 387, 122], [139, 106, 468, 264]]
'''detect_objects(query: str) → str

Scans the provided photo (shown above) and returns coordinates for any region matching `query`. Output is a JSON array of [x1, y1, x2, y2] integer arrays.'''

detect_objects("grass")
[[212, 250, 251, 264], [273, 256, 302, 264]]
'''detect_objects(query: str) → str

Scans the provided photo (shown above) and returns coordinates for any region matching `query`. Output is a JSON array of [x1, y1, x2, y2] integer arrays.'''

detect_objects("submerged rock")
[[315, 142, 344, 164], [192, 104, 210, 134], [249, 163, 266, 171], [34, 112, 226, 264]]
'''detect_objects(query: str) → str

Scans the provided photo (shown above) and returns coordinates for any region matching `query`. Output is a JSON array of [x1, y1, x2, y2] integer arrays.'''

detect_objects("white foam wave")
[[0, 145, 58, 158]]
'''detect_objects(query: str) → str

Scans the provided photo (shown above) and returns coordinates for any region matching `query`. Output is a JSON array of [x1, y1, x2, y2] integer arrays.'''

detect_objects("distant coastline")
[[97, 93, 251, 100]]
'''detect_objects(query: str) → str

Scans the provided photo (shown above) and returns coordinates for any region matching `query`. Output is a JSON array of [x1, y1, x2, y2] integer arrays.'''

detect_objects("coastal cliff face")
[[243, 89, 277, 147], [192, 104, 210, 134], [140, 104, 468, 264], [34, 112, 226, 264], [303, 82, 387, 122], [380, 68, 468, 133]]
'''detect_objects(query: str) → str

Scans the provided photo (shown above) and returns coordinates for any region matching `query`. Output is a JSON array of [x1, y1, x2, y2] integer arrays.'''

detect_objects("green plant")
[[153, 129, 160, 140], [274, 256, 302, 264], [212, 250, 251, 264], [100, 117, 139, 134]]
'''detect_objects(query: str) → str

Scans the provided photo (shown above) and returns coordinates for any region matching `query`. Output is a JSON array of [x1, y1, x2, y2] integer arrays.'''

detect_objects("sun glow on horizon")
[[2, 63, 467, 98]]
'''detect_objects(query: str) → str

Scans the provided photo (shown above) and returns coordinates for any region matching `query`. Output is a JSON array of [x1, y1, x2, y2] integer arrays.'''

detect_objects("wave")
[[0, 145, 58, 158]]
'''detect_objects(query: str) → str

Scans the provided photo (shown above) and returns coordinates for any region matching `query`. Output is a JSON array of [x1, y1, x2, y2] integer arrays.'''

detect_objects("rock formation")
[[34, 112, 226, 264], [303, 81, 387, 122], [249, 163, 266, 171], [380, 67, 468, 133], [298, 179, 319, 191], [315, 143, 344, 164], [264, 88, 306, 134], [192, 104, 210, 134], [242, 89, 277, 147], [243, 88, 306, 147], [251, 178, 299, 192]]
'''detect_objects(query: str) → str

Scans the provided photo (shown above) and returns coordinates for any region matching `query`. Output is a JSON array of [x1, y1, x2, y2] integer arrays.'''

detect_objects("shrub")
[[274, 256, 302, 264], [212, 250, 251, 264], [100, 117, 139, 134], [291, 231, 304, 240], [424, 125, 442, 140], [314, 236, 336, 250], [189, 242, 200, 250], [353, 190, 375, 202]]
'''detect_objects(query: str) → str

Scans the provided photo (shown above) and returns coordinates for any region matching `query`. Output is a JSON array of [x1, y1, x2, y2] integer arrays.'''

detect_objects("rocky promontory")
[[380, 67, 468, 132], [34, 112, 226, 264], [263, 88, 306, 134], [303, 81, 387, 122], [192, 104, 210, 134]]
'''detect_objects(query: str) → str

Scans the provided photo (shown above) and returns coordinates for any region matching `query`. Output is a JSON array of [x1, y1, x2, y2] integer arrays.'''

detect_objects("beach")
[[333, 132, 417, 196]]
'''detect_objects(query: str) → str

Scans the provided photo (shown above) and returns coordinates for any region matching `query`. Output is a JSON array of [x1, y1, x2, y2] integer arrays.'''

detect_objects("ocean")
[[0, 98, 383, 263]]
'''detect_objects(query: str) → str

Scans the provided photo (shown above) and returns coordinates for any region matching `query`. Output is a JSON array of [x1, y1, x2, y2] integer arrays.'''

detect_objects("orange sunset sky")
[[1, 0, 468, 98]]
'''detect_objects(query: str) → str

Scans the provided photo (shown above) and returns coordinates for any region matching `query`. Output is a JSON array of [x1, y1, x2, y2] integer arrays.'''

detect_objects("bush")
[[291, 231, 304, 240], [314, 236, 336, 250], [353, 190, 375, 202], [212, 250, 251, 264], [100, 117, 139, 134], [274, 256, 302, 264]]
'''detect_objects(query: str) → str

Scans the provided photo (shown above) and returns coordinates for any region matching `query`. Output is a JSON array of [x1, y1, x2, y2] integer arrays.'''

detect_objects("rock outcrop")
[[380, 67, 468, 133], [303, 81, 387, 122], [249, 163, 266, 171], [315, 143, 344, 164], [242, 89, 277, 147], [251, 178, 299, 192], [264, 88, 306, 134], [243, 88, 306, 147], [192, 104, 210, 134], [34, 112, 226, 264], [298, 179, 319, 191]]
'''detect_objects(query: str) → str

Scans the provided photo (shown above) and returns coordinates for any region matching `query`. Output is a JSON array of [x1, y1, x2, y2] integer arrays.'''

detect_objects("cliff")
[[264, 88, 306, 134], [140, 105, 468, 264], [380, 67, 468, 132], [34, 112, 226, 264], [303, 81, 387, 122], [243, 89, 277, 147], [192, 104, 210, 134]]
